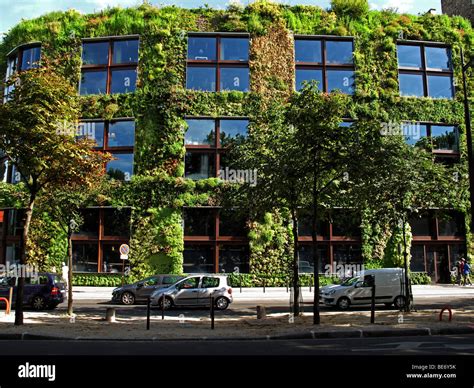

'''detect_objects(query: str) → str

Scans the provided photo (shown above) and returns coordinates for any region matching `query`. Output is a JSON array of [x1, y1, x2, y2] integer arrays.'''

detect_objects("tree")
[[286, 87, 368, 324], [351, 129, 458, 311], [0, 67, 109, 325]]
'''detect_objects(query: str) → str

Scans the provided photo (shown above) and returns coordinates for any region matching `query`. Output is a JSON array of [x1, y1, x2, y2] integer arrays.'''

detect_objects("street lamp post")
[[461, 48, 474, 234]]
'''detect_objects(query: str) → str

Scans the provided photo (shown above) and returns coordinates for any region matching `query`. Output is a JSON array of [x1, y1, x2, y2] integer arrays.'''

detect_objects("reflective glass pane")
[[102, 244, 123, 273], [219, 245, 249, 274], [397, 45, 422, 68], [72, 242, 98, 273], [113, 40, 139, 64], [110, 68, 137, 94], [425, 46, 451, 70], [410, 245, 425, 272], [295, 40, 322, 63], [410, 215, 432, 236], [183, 245, 215, 274], [220, 38, 249, 61], [185, 152, 215, 179], [21, 46, 41, 70], [403, 123, 428, 146], [82, 42, 109, 65], [6, 56, 17, 78], [295, 68, 322, 91], [219, 209, 247, 236], [80, 70, 107, 95], [327, 69, 354, 94], [77, 121, 105, 148], [188, 37, 216, 60], [183, 208, 215, 236], [73, 209, 99, 237], [438, 212, 464, 236], [186, 67, 216, 91], [326, 41, 353, 64], [399, 73, 424, 97], [220, 67, 249, 91], [185, 120, 215, 146], [103, 208, 131, 237], [427, 75, 453, 99], [107, 153, 134, 181], [298, 245, 328, 273], [431, 125, 458, 151], [220, 119, 248, 147], [107, 121, 135, 147]]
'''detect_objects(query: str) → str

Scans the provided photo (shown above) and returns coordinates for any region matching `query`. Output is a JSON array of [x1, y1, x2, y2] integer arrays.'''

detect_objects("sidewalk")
[[72, 284, 474, 301]]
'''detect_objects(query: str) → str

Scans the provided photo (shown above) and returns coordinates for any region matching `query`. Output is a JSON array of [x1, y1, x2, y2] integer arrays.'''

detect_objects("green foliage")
[[72, 273, 131, 287], [383, 223, 412, 268], [227, 272, 340, 287], [330, 0, 369, 19], [410, 272, 431, 285]]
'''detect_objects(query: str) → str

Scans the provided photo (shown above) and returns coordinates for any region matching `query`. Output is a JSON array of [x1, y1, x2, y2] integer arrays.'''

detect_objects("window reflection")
[[296, 69, 323, 91], [397, 45, 422, 68], [427, 75, 453, 99], [82, 42, 109, 65], [327, 69, 354, 94], [108, 121, 135, 147], [107, 153, 134, 181], [80, 70, 107, 95], [220, 38, 248, 61], [187, 37, 216, 60], [295, 40, 322, 63], [399, 73, 424, 97], [21, 46, 41, 70], [220, 67, 249, 91], [186, 67, 216, 91], [326, 41, 353, 64], [185, 120, 215, 146], [431, 125, 458, 151], [185, 152, 215, 179], [110, 68, 137, 94], [425, 47, 451, 70], [220, 120, 248, 147], [113, 40, 139, 64]]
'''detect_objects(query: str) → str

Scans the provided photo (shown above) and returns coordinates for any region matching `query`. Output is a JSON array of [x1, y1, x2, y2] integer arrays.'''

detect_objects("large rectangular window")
[[186, 34, 249, 92], [80, 37, 139, 95], [403, 122, 459, 157], [295, 37, 355, 94], [79, 119, 135, 181], [184, 118, 248, 180], [3, 43, 41, 101], [397, 42, 454, 99]]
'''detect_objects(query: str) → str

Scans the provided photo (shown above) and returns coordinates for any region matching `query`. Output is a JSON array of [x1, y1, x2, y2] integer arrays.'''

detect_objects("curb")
[[1, 326, 473, 342]]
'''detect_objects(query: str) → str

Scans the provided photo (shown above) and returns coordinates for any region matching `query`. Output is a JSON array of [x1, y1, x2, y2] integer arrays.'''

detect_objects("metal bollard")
[[210, 296, 215, 330], [146, 297, 151, 330], [263, 278, 266, 293], [161, 296, 165, 320], [8, 287, 13, 314]]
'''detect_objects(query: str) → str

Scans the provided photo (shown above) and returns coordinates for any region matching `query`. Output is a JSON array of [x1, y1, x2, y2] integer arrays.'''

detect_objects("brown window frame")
[[80, 36, 139, 95], [186, 33, 250, 92], [294, 35, 355, 93], [184, 117, 249, 179], [397, 41, 454, 99]]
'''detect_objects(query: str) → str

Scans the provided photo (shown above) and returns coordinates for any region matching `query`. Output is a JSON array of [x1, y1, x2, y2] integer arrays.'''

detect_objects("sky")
[[0, 0, 442, 37]]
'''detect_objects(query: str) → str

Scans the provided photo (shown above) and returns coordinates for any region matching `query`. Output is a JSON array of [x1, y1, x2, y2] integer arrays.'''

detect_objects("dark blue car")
[[0, 272, 65, 310]]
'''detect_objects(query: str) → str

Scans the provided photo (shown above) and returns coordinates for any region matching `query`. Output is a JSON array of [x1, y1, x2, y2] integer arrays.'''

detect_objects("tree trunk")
[[15, 193, 36, 326], [312, 152, 320, 325], [67, 227, 73, 316], [290, 209, 300, 316]]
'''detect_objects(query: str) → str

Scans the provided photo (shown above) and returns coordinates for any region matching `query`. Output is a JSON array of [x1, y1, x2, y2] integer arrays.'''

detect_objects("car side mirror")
[[136, 282, 143, 289]]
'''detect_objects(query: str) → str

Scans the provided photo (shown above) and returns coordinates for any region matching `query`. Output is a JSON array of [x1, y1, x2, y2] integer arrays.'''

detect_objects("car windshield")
[[341, 276, 360, 286]]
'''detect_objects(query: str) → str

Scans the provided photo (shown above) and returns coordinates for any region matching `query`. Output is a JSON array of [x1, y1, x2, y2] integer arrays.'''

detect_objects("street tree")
[[0, 67, 110, 325]]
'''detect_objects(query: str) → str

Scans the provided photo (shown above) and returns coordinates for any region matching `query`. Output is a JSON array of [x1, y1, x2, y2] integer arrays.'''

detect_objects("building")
[[442, 0, 474, 21], [0, 3, 471, 283]]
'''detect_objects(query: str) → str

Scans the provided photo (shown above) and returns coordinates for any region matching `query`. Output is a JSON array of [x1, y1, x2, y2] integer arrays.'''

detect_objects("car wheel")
[[336, 297, 350, 310], [121, 292, 135, 305], [215, 296, 229, 310], [394, 295, 406, 309], [32, 295, 46, 310], [159, 296, 173, 310]]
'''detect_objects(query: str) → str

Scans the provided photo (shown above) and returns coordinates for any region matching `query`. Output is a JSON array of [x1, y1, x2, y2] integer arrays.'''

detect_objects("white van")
[[319, 268, 411, 310]]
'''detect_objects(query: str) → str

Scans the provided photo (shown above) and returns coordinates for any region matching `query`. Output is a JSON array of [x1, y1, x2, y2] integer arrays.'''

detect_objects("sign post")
[[120, 244, 130, 287]]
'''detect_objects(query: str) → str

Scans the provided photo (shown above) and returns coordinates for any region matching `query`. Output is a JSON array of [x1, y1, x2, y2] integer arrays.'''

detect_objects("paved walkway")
[[72, 284, 474, 300]]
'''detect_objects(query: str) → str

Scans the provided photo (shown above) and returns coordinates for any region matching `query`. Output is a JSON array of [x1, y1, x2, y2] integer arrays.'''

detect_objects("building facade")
[[0, 3, 472, 283], [442, 0, 474, 21]]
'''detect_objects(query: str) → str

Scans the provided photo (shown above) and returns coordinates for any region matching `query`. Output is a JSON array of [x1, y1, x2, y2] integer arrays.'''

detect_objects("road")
[[0, 334, 473, 355]]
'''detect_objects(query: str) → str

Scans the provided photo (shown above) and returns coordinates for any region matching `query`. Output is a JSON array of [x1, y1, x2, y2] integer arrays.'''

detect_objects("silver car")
[[150, 275, 233, 310]]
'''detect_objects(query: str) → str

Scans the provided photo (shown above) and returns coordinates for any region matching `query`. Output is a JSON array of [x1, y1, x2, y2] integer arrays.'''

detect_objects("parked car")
[[112, 274, 185, 305], [319, 268, 411, 310], [0, 272, 65, 310], [150, 275, 233, 310]]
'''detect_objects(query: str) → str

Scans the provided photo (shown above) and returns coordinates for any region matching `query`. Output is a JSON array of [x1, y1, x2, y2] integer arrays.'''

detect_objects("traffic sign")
[[119, 244, 130, 255], [120, 254, 129, 260]]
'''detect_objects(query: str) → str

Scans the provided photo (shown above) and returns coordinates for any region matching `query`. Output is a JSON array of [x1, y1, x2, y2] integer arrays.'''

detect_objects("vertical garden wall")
[[0, 1, 473, 279]]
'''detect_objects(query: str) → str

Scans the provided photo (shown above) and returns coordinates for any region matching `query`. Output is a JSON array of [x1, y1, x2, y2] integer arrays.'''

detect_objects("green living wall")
[[0, 0, 472, 279]]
